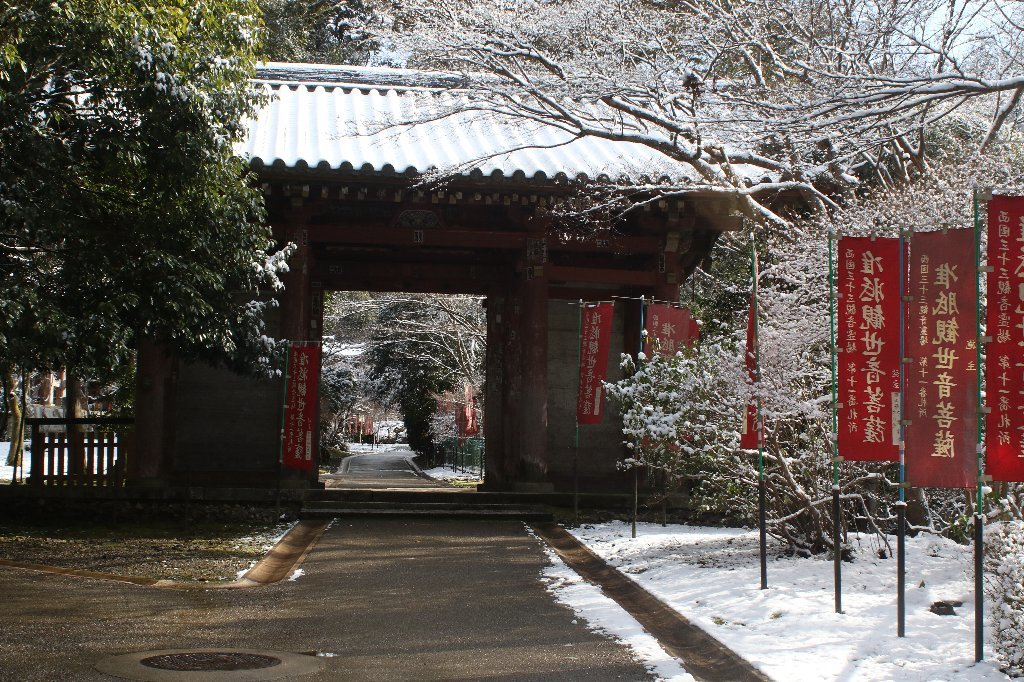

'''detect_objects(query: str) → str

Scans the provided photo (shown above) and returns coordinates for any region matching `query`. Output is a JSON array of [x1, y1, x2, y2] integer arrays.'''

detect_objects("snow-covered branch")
[[369, 0, 1022, 225]]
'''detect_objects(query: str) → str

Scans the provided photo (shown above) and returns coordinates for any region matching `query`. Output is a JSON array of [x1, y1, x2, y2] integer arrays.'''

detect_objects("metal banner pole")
[[638, 295, 646, 357], [277, 343, 292, 517], [575, 300, 583, 526], [634, 297, 644, 540], [898, 231, 909, 637], [751, 231, 767, 590], [828, 229, 843, 613], [972, 188, 988, 662], [632, 465, 638, 539]]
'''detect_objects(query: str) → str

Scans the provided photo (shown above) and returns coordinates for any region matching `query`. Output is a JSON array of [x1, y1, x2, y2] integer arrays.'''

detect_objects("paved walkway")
[[0, 518, 656, 681], [322, 449, 451, 490]]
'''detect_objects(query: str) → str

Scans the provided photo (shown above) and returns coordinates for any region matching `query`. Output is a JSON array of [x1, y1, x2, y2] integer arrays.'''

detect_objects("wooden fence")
[[27, 418, 134, 488]]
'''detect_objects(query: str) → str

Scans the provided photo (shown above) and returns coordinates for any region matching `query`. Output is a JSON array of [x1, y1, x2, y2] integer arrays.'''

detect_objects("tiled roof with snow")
[[240, 62, 713, 184]]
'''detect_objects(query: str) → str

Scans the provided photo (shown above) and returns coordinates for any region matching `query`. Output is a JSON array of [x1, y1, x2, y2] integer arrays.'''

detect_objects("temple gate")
[[132, 63, 745, 493]]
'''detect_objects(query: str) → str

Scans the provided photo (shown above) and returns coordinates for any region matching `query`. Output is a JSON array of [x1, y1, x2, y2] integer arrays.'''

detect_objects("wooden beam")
[[284, 223, 665, 254], [305, 224, 524, 250], [546, 265, 658, 287], [312, 260, 507, 295]]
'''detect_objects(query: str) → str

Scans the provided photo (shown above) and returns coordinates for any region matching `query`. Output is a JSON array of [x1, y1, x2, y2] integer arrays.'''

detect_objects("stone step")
[[308, 489, 549, 505], [303, 500, 534, 512], [305, 488, 646, 511], [299, 506, 553, 521]]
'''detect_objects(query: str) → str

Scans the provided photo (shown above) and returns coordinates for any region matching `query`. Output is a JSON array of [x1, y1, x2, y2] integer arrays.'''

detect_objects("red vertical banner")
[[283, 342, 320, 471], [740, 295, 759, 450], [986, 195, 1024, 482], [836, 237, 901, 461], [904, 230, 978, 488], [463, 384, 479, 436], [577, 302, 614, 424], [644, 304, 698, 356], [455, 385, 479, 438]]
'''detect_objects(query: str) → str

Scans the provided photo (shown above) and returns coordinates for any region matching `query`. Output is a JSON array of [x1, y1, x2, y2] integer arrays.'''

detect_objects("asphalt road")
[[322, 450, 449, 490], [0, 517, 656, 681]]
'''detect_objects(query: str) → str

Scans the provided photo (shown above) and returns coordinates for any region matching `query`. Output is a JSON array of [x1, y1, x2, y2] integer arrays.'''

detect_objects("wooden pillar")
[[518, 233, 550, 486], [624, 298, 643, 359], [311, 280, 324, 476], [280, 224, 313, 343], [64, 374, 87, 480], [279, 216, 320, 486], [130, 340, 176, 485], [483, 294, 506, 490], [653, 281, 681, 306], [63, 375, 86, 419], [501, 291, 523, 486], [654, 224, 685, 305]]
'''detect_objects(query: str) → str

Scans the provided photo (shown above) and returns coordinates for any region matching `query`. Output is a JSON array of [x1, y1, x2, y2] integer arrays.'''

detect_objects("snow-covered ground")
[[534, 530, 693, 681], [0, 441, 29, 483], [421, 465, 482, 482], [551, 521, 1011, 682], [344, 442, 409, 455]]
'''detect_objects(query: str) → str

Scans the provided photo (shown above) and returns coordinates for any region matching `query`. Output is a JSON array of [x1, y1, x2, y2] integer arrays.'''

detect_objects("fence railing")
[[26, 418, 134, 488], [437, 436, 485, 477]]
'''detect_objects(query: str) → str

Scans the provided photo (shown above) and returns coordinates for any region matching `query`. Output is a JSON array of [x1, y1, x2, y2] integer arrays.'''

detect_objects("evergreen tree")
[[0, 0, 290, 379], [257, 0, 386, 65]]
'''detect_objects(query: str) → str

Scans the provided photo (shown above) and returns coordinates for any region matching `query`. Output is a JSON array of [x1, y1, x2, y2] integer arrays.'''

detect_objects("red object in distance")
[[740, 294, 759, 450], [456, 384, 479, 437]]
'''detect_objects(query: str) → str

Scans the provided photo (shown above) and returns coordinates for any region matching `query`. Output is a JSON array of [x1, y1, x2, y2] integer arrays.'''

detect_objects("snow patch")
[[532, 529, 694, 681], [422, 466, 482, 482], [570, 521, 1011, 682]]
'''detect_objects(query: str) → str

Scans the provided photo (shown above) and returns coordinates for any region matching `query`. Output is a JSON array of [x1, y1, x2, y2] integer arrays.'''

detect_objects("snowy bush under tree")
[[987, 518, 1024, 676]]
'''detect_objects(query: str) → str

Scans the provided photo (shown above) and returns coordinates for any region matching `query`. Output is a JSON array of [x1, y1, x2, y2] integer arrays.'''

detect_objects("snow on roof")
[[240, 62, 713, 184]]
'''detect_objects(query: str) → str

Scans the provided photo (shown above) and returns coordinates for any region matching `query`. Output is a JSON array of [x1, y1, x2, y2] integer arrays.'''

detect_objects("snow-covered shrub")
[[608, 224, 903, 556], [605, 344, 743, 501], [987, 519, 1024, 676]]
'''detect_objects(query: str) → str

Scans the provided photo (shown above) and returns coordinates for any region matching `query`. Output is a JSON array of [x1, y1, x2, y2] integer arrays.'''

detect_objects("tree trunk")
[[65, 374, 86, 480], [4, 370, 24, 469]]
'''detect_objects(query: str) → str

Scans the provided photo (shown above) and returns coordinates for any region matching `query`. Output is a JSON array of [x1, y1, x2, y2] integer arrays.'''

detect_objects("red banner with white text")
[[577, 302, 614, 424], [904, 230, 977, 488], [283, 342, 320, 471], [644, 304, 699, 356], [837, 237, 901, 461], [456, 384, 480, 438], [740, 295, 760, 450], [986, 195, 1024, 482]]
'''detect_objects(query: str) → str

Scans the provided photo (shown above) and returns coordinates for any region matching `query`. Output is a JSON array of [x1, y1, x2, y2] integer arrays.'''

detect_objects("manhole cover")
[[141, 652, 282, 671], [95, 648, 325, 681]]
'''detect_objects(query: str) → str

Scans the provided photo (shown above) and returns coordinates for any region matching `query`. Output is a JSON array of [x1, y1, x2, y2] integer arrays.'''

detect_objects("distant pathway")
[[322, 448, 450, 490]]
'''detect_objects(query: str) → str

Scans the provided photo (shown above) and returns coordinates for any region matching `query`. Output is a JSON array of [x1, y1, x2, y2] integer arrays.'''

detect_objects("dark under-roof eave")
[[247, 158, 710, 191]]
